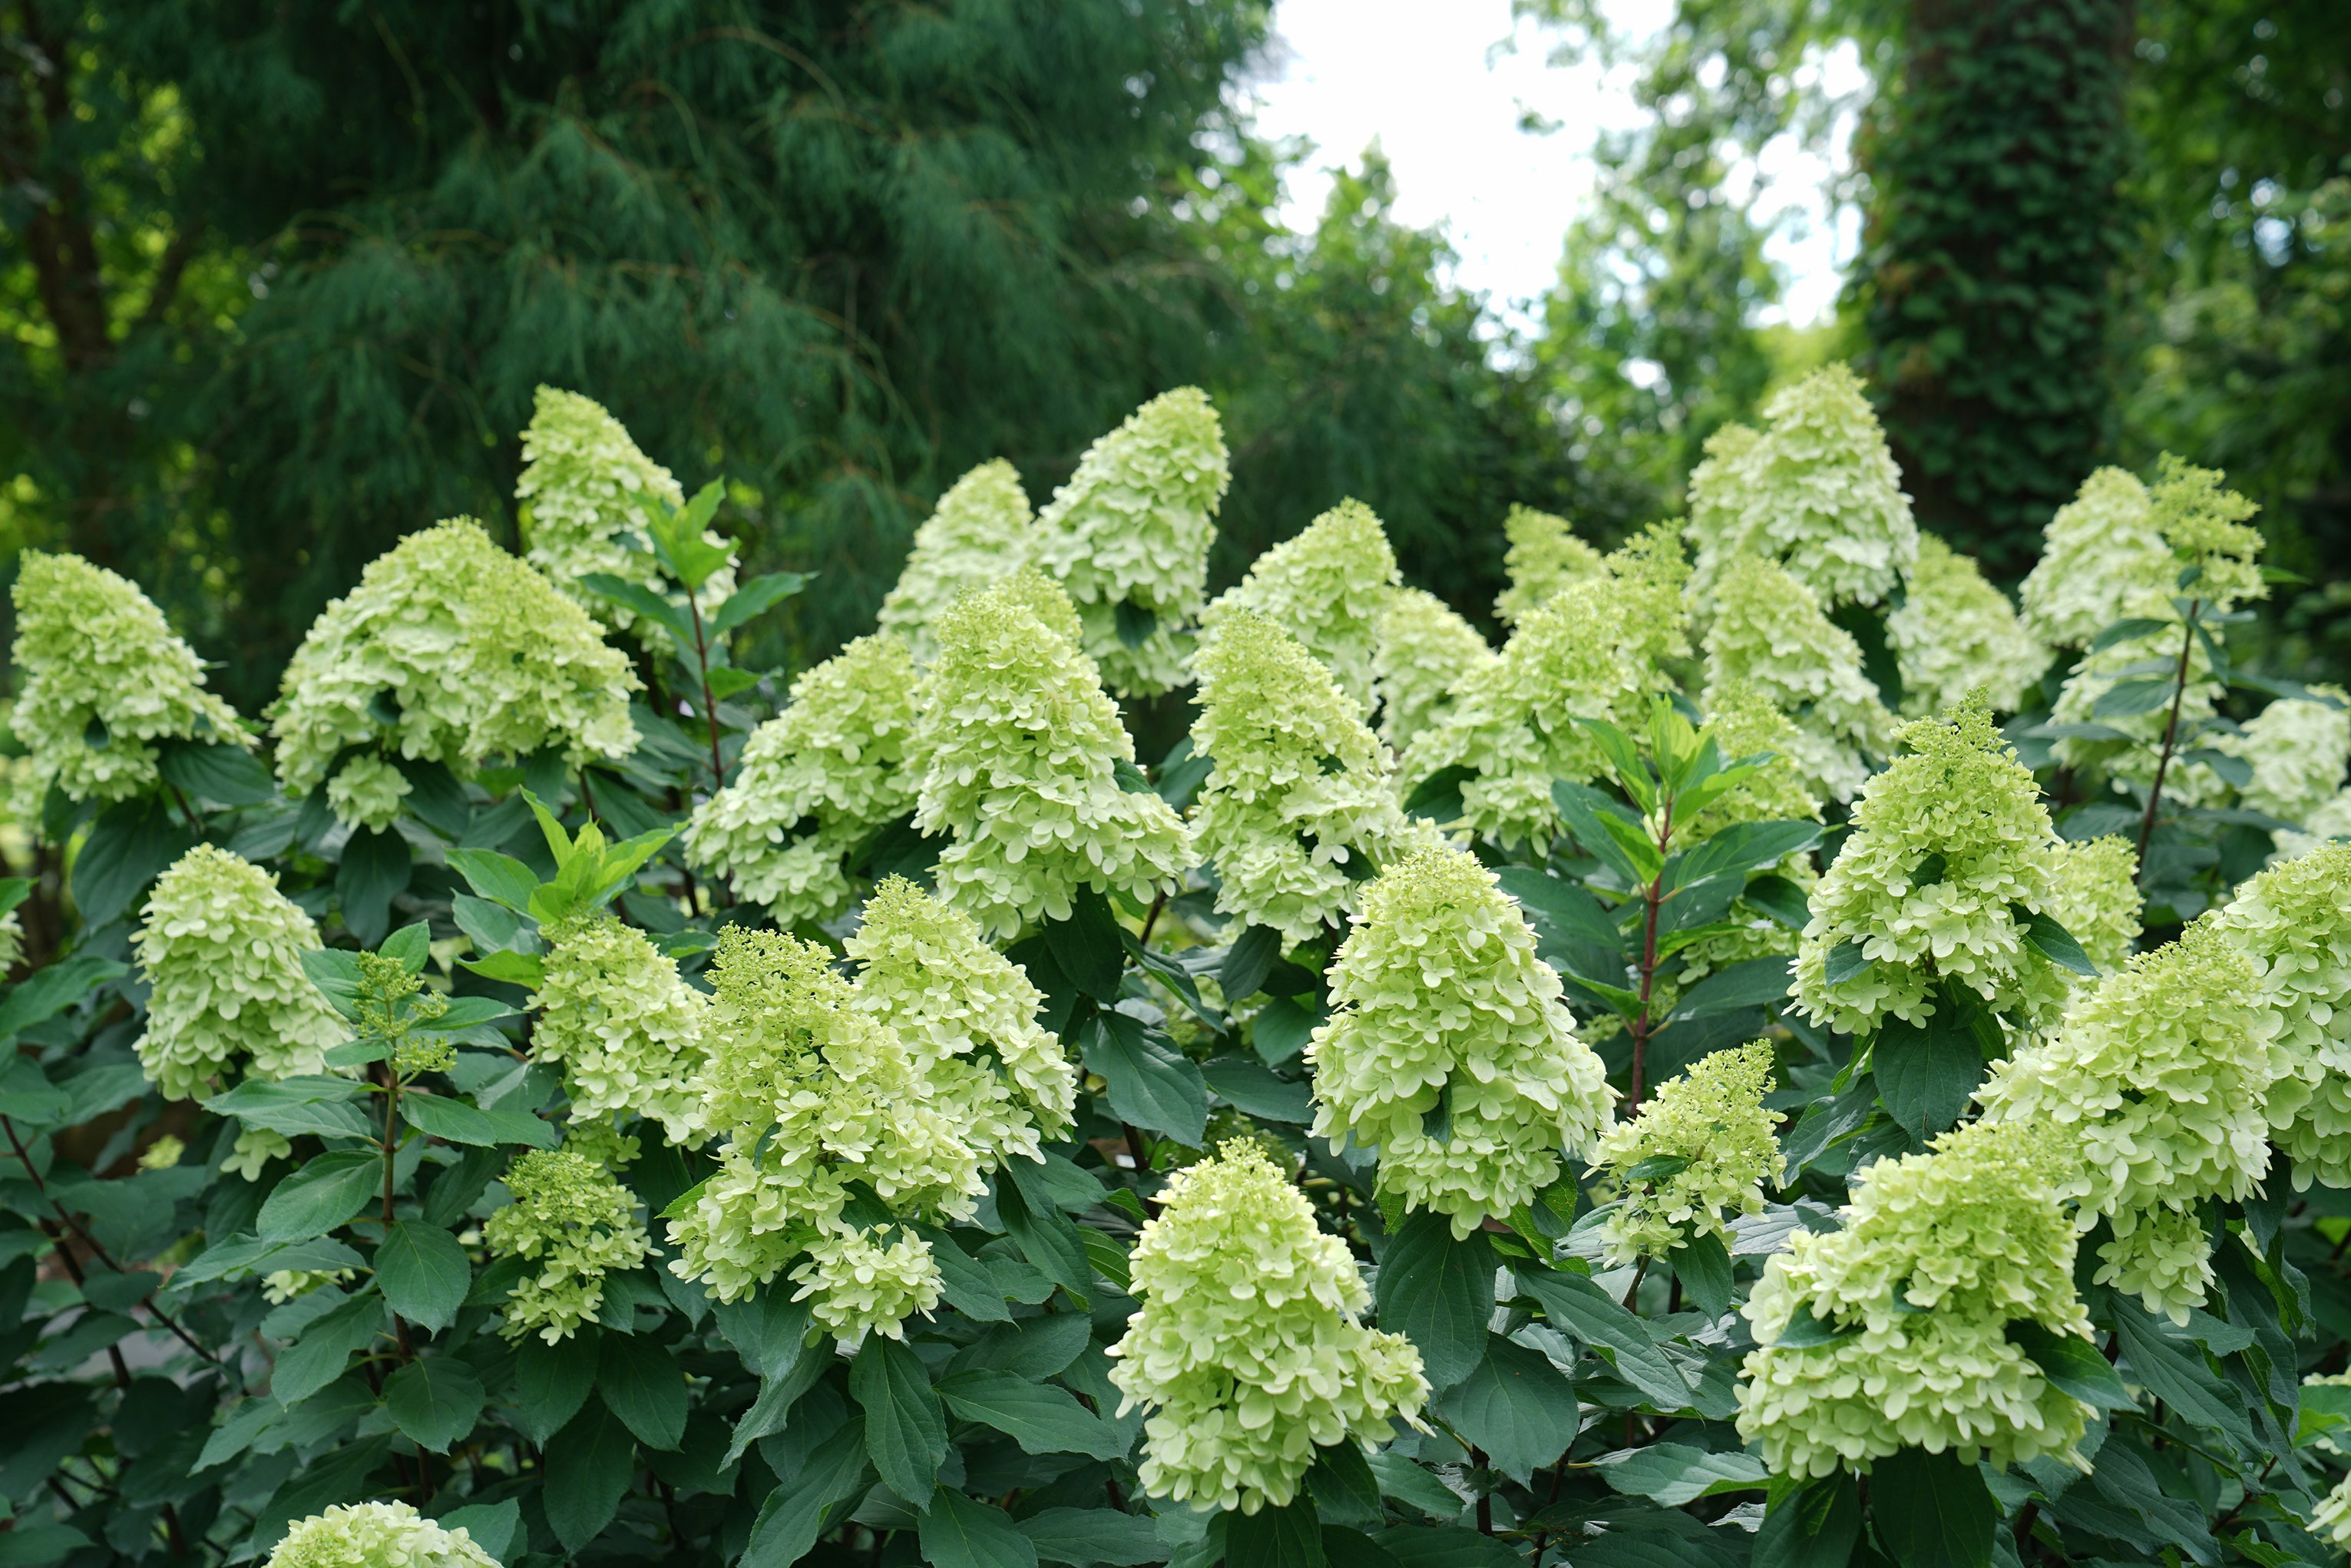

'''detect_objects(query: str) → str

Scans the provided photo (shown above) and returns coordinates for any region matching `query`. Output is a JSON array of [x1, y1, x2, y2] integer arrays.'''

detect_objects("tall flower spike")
[[1371, 587, 1493, 750], [1493, 504, 1605, 627], [1202, 498, 1400, 712], [1701, 554, 1894, 802], [1976, 922, 2280, 1322], [1033, 387, 1230, 696], [1737, 1120, 2092, 1478], [1107, 1140, 1428, 1514], [531, 914, 709, 1144], [684, 633, 923, 927], [269, 520, 639, 829], [483, 1148, 653, 1344], [514, 385, 736, 627], [10, 551, 253, 813], [1591, 1041, 1784, 1269], [847, 875, 1077, 1166], [2220, 690, 2351, 828], [1682, 422, 1761, 613], [265, 1500, 501, 1568], [912, 570, 1190, 937], [1309, 845, 1616, 1235], [2044, 835, 2144, 977], [2018, 467, 2168, 649], [1888, 533, 2048, 716], [1189, 613, 1434, 944], [877, 459, 1036, 660], [2210, 842, 2351, 1189]]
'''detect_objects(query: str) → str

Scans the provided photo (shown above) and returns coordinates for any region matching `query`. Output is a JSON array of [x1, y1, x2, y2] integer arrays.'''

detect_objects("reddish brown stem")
[[2134, 602, 2202, 880], [1625, 796, 1676, 1115]]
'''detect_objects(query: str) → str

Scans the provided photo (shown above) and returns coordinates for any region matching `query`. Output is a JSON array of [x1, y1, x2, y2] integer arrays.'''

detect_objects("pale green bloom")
[[1371, 587, 1493, 750], [1309, 845, 1616, 1235], [2278, 786, 2351, 862], [1108, 1140, 1428, 1514], [132, 845, 343, 1102], [260, 1268, 354, 1305], [532, 914, 709, 1143], [911, 571, 1190, 938], [1702, 554, 1894, 802], [1888, 534, 2047, 716], [2044, 835, 2144, 977], [685, 633, 924, 926], [2315, 1472, 2351, 1550], [2018, 467, 2167, 649], [1204, 498, 1400, 711], [878, 459, 1035, 660], [1033, 388, 1230, 695], [9, 551, 253, 812], [1737, 1120, 2091, 1478], [2151, 452, 2266, 614], [1683, 422, 1760, 601], [0, 908, 21, 974], [137, 1134, 185, 1170], [2220, 689, 2351, 826], [322, 753, 412, 834], [1592, 1041, 1784, 1268], [483, 1147, 652, 1344], [265, 1500, 500, 1568], [269, 519, 639, 826], [1976, 922, 2280, 1322], [2210, 842, 2351, 1188], [1493, 504, 1605, 627], [1189, 613, 1435, 944]]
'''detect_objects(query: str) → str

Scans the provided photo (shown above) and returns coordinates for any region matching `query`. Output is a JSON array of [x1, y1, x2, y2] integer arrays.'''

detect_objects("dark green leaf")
[[740, 1416, 873, 1568], [1049, 886, 1127, 1001], [1222, 925, 1281, 1000], [598, 1329, 689, 1451], [994, 1173, 1093, 1307], [72, 797, 195, 927], [1674, 820, 1821, 887], [1740, 874, 1811, 930], [1250, 994, 1326, 1067], [1822, 939, 1873, 987], [852, 1334, 947, 1506], [2089, 616, 2174, 653], [271, 1294, 388, 1407], [1668, 956, 1794, 1021], [400, 1093, 557, 1148], [1671, 1230, 1733, 1318], [1404, 763, 1477, 825], [393, 758, 472, 838], [2111, 1304, 2253, 1452], [336, 826, 412, 947], [1202, 1057, 1313, 1123], [937, 1370, 1125, 1459], [0, 954, 127, 1044], [1017, 1507, 1168, 1566], [1868, 1447, 1994, 1568], [2021, 908, 2098, 977], [438, 1502, 520, 1565], [1155, 736, 1214, 810], [383, 1355, 485, 1452], [1872, 1005, 1985, 1141], [2093, 676, 2178, 719], [1513, 1266, 1690, 1408], [374, 1221, 470, 1332], [924, 1229, 1013, 1323], [1304, 1441, 1384, 1529], [158, 739, 277, 806], [259, 1152, 382, 1242], [1083, 1013, 1208, 1145], [1436, 1334, 1581, 1481], [544, 1400, 637, 1553], [921, 1489, 1043, 1568], [1374, 1210, 1493, 1391], [1780, 1073, 1877, 1174], [1113, 598, 1156, 650], [514, 1330, 598, 1444], [711, 571, 809, 637], [948, 1313, 1093, 1382], [578, 572, 693, 644], [2005, 1319, 2132, 1410], [1771, 1308, 1859, 1350], [1227, 1495, 1324, 1568], [1593, 1441, 1767, 1506], [1495, 865, 1625, 954], [1753, 1471, 1860, 1568]]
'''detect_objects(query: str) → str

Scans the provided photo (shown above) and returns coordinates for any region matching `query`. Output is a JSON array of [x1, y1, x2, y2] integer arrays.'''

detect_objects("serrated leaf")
[[1227, 1495, 1324, 1568], [2005, 1319, 2132, 1410], [1822, 939, 1873, 987], [919, 1489, 1043, 1568], [1048, 886, 1126, 1001], [2020, 908, 2098, 977], [0, 954, 129, 1043], [711, 571, 808, 637], [400, 1093, 557, 1148], [445, 849, 540, 914], [259, 1152, 382, 1242], [938, 1370, 1126, 1460], [271, 1293, 388, 1407], [1668, 956, 1794, 1021], [514, 1331, 598, 1444], [1434, 1335, 1580, 1481], [205, 1077, 373, 1141], [1083, 1013, 1207, 1145], [544, 1400, 636, 1553], [1374, 1211, 1493, 1391], [1222, 925, 1281, 1000], [1592, 1441, 1767, 1506], [383, 1356, 485, 1452], [1017, 1507, 1167, 1566], [598, 1329, 689, 1451], [374, 1221, 470, 1332], [1513, 1265, 1689, 1408], [1872, 1006, 1984, 1142], [853, 1334, 948, 1507], [739, 1416, 872, 1567], [1868, 1447, 1994, 1568]]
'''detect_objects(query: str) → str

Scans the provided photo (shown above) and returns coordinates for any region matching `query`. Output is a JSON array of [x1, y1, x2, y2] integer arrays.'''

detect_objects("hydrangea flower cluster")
[[269, 520, 639, 829], [132, 845, 344, 1102], [1686, 364, 1918, 612], [9, 551, 253, 812], [264, 1500, 501, 1568], [1107, 1140, 1428, 1514], [666, 929, 987, 1344], [1976, 922, 2280, 1322], [2317, 1474, 2351, 1551], [1492, 504, 1604, 627], [1371, 587, 1493, 750], [482, 1148, 652, 1344], [1590, 1041, 1784, 1268], [1737, 1120, 2092, 1478], [531, 914, 709, 1143], [2208, 843, 2351, 1187], [1701, 554, 1894, 802], [684, 632, 923, 925], [2018, 467, 2167, 649], [876, 459, 1036, 660], [1684, 422, 1761, 585], [1189, 614, 1433, 944], [1202, 498, 1400, 711], [845, 875, 1076, 1166], [2044, 835, 2144, 978], [2220, 690, 2351, 827], [1309, 845, 1616, 1235], [514, 385, 734, 626], [911, 571, 1190, 937], [1888, 533, 2047, 716], [1792, 696, 2079, 1036], [2280, 787, 2351, 862], [1031, 388, 1229, 695]]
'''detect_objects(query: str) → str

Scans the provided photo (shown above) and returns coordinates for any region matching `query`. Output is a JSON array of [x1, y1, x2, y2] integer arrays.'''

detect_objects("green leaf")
[[1868, 1447, 1994, 1568], [72, 797, 195, 928], [1668, 956, 1794, 1021], [374, 1221, 470, 1333], [2093, 676, 2179, 719], [157, 739, 277, 806], [2020, 908, 2098, 977], [594, 1328, 689, 1451], [0, 954, 127, 1044], [924, 1229, 1013, 1324], [445, 849, 539, 914], [544, 1400, 637, 1554], [711, 571, 810, 637], [438, 1502, 520, 1566], [919, 1490, 1043, 1568], [579, 572, 693, 644], [1305, 1442, 1384, 1529], [1113, 597, 1157, 650], [1048, 885, 1127, 1001], [259, 1152, 382, 1242], [400, 1093, 557, 1148], [1513, 1265, 1690, 1408], [1202, 1056, 1313, 1123], [1740, 874, 1811, 930], [994, 1174, 1092, 1307], [202, 1077, 369, 1142], [513, 1330, 598, 1444], [1822, 939, 1873, 987], [1155, 736, 1214, 810], [1250, 994, 1326, 1067], [1872, 1007, 1985, 1142], [1673, 820, 1821, 887], [1671, 1230, 1734, 1318], [1753, 1471, 1860, 1568], [852, 1334, 947, 1507], [1593, 1441, 1767, 1507], [939, 1370, 1126, 1459], [1552, 778, 1652, 885], [723, 1343, 832, 1471], [383, 1355, 485, 1453], [1495, 865, 1625, 954], [740, 1416, 873, 1568], [2089, 615, 2174, 652], [1083, 1013, 1208, 1145], [336, 825, 412, 947], [1017, 1507, 1168, 1566], [1403, 762, 1477, 825], [1577, 716, 1656, 812], [461, 949, 545, 987], [2110, 1304, 2253, 1452], [379, 920, 431, 973], [1226, 1495, 1324, 1568], [271, 1293, 388, 1407], [1222, 925, 1281, 1000], [1373, 1210, 1493, 1391], [1593, 809, 1666, 884], [2005, 1320, 2133, 1411], [1435, 1334, 1581, 1481], [175, 1235, 363, 1288]]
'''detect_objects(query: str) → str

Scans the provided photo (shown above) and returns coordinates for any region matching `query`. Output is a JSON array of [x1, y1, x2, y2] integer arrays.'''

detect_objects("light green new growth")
[[1108, 1140, 1429, 1514], [531, 914, 710, 1144], [264, 1499, 501, 1568], [1189, 612, 1434, 944], [1493, 504, 1605, 627], [2018, 467, 2167, 648], [1665, 686, 1825, 1001], [1738, 1120, 2092, 1478], [1702, 554, 1894, 802], [269, 519, 639, 828], [1203, 498, 1400, 711], [10, 551, 253, 812], [1592, 1041, 1784, 1267], [1888, 533, 2048, 716], [2210, 842, 2351, 1189], [484, 1148, 653, 1344], [877, 459, 1036, 660], [1032, 387, 1230, 696], [1371, 587, 1493, 750], [1309, 845, 1616, 1236], [912, 571, 1190, 937], [684, 632, 924, 926]]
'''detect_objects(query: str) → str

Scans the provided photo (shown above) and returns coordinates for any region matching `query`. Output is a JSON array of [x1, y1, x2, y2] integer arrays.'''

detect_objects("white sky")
[[1242, 0, 1860, 329]]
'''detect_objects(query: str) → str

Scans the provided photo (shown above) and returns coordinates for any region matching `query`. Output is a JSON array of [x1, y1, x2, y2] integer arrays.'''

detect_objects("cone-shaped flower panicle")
[[1701, 554, 1894, 802], [483, 1147, 652, 1344], [1204, 498, 1400, 711], [1591, 1041, 1784, 1267], [2210, 842, 2351, 1188], [1372, 587, 1493, 751], [2043, 835, 2144, 978], [531, 913, 710, 1144], [2019, 467, 2168, 649], [877, 459, 1037, 660], [1308, 845, 1616, 1235], [2220, 689, 2351, 828], [1107, 1140, 1429, 1514], [1888, 533, 2048, 716], [265, 1500, 501, 1568], [1684, 422, 1761, 598], [1493, 504, 1605, 627]]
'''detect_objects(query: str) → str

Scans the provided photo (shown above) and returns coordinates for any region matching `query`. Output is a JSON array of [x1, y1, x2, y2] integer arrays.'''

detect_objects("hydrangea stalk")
[[1202, 498, 1400, 711]]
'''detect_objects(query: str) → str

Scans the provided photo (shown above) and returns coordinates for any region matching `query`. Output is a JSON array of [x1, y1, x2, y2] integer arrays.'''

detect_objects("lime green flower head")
[[1108, 1140, 1428, 1514], [878, 459, 1036, 660], [847, 875, 1076, 1163], [265, 1499, 501, 1568], [1493, 504, 1605, 627], [2151, 452, 2265, 614], [2019, 467, 2167, 649], [483, 1147, 652, 1344], [1688, 684, 1824, 842], [1889, 534, 2047, 716], [1737, 1119, 2091, 1479], [1204, 498, 1400, 711], [2316, 1473, 2351, 1551], [1033, 387, 1229, 696], [9, 551, 253, 814], [2221, 690, 2351, 827], [269, 520, 639, 827], [2210, 842, 2351, 1187], [912, 571, 1190, 938], [1592, 1041, 1784, 1268], [1701, 554, 1894, 802], [1371, 587, 1493, 751], [1189, 613, 1435, 944], [0, 907, 22, 975], [2044, 835, 2144, 977], [532, 913, 709, 1144], [1308, 845, 1617, 1235], [685, 632, 924, 926], [132, 845, 344, 1101], [514, 385, 736, 628], [1976, 921, 2280, 1322]]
